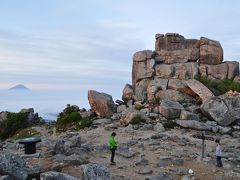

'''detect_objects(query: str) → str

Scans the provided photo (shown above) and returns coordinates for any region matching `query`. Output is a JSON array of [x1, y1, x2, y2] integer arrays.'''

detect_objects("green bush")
[[195, 76, 240, 94], [56, 112, 82, 131], [130, 113, 145, 125], [163, 121, 179, 129], [55, 104, 94, 131], [77, 117, 92, 129], [0, 112, 29, 141]]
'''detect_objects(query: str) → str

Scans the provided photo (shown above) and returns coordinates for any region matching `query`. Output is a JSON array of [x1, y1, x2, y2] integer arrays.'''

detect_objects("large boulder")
[[155, 33, 200, 64], [122, 84, 134, 102], [226, 61, 239, 79], [134, 79, 150, 102], [147, 78, 168, 102], [199, 37, 223, 65], [199, 61, 239, 80], [159, 100, 184, 119], [155, 90, 193, 103], [155, 62, 199, 80], [88, 90, 116, 118], [132, 50, 154, 89], [53, 134, 90, 156], [120, 109, 147, 126], [176, 120, 212, 131], [201, 97, 228, 123], [201, 91, 240, 125], [82, 163, 110, 180], [168, 79, 196, 96], [0, 154, 28, 180], [186, 79, 214, 102]]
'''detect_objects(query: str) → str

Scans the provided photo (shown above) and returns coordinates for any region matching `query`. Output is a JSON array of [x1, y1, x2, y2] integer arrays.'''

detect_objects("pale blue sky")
[[0, 0, 240, 94]]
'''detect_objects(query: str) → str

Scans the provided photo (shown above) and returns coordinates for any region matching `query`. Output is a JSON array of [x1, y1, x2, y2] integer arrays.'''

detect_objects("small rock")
[[135, 157, 149, 166], [146, 172, 173, 180], [153, 123, 165, 132], [138, 167, 152, 175], [172, 158, 184, 166]]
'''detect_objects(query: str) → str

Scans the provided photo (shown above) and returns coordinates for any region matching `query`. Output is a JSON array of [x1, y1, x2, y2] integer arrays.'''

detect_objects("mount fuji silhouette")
[[9, 84, 30, 91]]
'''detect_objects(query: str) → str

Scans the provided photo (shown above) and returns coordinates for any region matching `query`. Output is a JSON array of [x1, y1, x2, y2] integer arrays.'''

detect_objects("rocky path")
[[1, 124, 239, 180]]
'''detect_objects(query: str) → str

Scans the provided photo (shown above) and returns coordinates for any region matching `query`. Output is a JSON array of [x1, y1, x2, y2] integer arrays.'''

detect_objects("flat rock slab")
[[116, 146, 139, 158], [186, 79, 214, 102], [138, 167, 153, 175], [146, 172, 173, 180]]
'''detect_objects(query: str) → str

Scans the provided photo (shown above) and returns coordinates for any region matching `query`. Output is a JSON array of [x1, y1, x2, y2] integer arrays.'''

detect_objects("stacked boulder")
[[132, 33, 239, 104], [121, 33, 240, 128], [87, 33, 240, 129]]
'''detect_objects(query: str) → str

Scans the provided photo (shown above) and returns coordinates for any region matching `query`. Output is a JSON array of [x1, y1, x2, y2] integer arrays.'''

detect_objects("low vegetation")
[[56, 104, 92, 131], [163, 121, 179, 129], [0, 112, 29, 141], [77, 117, 92, 129], [196, 76, 240, 95], [130, 113, 145, 125]]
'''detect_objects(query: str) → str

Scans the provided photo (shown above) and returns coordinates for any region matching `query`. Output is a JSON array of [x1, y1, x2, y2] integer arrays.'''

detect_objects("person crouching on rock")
[[215, 139, 223, 167], [108, 132, 117, 165]]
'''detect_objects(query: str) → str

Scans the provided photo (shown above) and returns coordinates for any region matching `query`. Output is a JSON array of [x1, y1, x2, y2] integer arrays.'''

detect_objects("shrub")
[[195, 76, 240, 94], [77, 117, 92, 129], [0, 112, 29, 141], [130, 113, 145, 125], [56, 112, 82, 131], [163, 121, 179, 129]]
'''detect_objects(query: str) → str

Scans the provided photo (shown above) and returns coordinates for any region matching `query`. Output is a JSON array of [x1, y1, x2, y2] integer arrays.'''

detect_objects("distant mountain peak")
[[9, 84, 30, 91]]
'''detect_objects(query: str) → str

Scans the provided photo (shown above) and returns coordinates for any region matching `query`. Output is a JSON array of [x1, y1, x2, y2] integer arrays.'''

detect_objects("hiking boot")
[[110, 162, 116, 165]]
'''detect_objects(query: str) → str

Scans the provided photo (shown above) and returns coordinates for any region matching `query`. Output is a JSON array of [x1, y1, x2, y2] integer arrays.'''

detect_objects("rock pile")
[[132, 33, 239, 104]]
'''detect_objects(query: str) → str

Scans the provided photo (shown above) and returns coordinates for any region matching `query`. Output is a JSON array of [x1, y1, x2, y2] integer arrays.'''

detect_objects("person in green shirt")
[[108, 132, 117, 165]]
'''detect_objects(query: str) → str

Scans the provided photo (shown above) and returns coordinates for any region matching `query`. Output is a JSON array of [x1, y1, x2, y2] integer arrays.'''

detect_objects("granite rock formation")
[[132, 33, 239, 104]]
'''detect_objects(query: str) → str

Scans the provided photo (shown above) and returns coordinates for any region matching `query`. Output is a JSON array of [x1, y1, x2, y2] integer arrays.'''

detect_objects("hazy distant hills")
[[8, 84, 30, 91]]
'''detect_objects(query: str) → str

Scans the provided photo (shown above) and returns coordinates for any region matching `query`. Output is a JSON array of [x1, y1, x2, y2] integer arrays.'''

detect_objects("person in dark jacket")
[[108, 132, 117, 165], [215, 139, 223, 167]]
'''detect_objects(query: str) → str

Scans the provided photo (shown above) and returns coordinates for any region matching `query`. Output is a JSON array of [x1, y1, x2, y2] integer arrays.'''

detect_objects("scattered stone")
[[63, 154, 89, 166], [116, 146, 139, 158], [82, 163, 110, 180], [153, 123, 165, 132], [172, 158, 184, 166], [135, 157, 149, 166], [176, 120, 212, 131], [92, 118, 112, 125], [0, 154, 28, 180], [180, 110, 199, 120], [40, 171, 78, 180], [156, 157, 172, 167], [117, 105, 127, 113], [120, 109, 147, 126], [146, 172, 173, 180], [138, 167, 153, 175], [217, 126, 232, 134]]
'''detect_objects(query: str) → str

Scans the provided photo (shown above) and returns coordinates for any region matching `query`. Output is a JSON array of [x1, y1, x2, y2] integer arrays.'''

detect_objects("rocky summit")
[[0, 33, 240, 180]]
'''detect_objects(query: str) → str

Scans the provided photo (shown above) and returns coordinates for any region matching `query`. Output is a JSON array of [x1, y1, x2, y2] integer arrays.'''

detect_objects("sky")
[[0, 0, 240, 94]]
